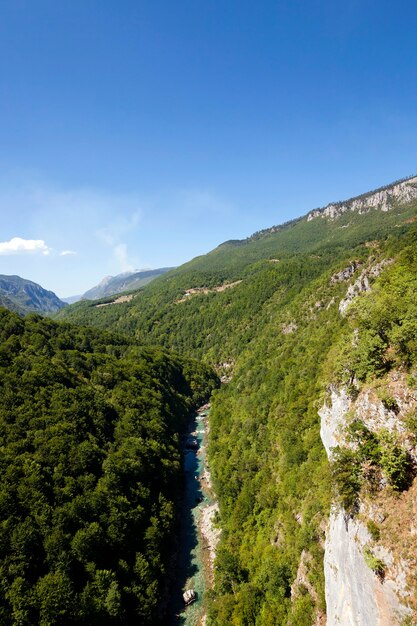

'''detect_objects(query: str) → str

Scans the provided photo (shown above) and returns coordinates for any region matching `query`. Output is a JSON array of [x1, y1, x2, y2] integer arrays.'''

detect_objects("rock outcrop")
[[308, 177, 417, 222], [319, 387, 351, 457], [324, 509, 408, 626], [281, 321, 298, 335], [320, 386, 414, 624], [330, 262, 362, 284], [338, 259, 394, 315]]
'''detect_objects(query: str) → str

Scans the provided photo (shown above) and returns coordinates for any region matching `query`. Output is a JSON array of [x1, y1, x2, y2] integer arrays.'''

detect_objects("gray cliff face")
[[308, 176, 417, 222], [319, 387, 351, 458], [337, 259, 394, 316], [324, 510, 407, 626], [320, 388, 412, 625]]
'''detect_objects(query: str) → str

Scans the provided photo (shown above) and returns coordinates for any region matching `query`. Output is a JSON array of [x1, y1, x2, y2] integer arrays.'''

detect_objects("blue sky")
[[1, 1, 417, 296]]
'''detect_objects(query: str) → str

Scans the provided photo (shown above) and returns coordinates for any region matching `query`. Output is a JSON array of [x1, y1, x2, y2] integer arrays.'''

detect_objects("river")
[[169, 405, 219, 626]]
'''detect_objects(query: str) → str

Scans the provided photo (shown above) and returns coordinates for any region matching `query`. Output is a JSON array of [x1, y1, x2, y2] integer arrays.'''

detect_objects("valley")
[[170, 405, 219, 626], [2, 2, 417, 624], [1, 176, 417, 624]]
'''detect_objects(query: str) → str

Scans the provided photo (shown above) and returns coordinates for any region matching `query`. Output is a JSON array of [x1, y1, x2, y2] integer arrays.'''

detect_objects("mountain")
[[56, 175, 417, 348], [81, 267, 174, 300], [0, 274, 67, 315], [61, 294, 82, 304], [55, 175, 417, 624]]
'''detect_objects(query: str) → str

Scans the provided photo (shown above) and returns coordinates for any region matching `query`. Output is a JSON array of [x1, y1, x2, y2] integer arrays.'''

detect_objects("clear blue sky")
[[1, 0, 417, 296]]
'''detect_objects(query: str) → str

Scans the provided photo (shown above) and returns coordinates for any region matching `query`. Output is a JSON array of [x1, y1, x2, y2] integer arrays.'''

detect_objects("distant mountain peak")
[[0, 275, 66, 316], [97, 275, 114, 287], [82, 267, 175, 301]]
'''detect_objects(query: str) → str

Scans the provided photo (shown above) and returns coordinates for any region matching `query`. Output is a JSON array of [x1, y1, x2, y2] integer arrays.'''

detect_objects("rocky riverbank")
[[198, 411, 221, 587], [174, 404, 220, 626]]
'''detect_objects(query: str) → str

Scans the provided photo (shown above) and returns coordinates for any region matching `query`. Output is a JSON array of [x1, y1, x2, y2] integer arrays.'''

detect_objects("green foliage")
[[331, 447, 362, 511], [345, 420, 381, 464], [378, 430, 412, 491], [363, 546, 385, 577], [377, 390, 399, 413], [289, 594, 315, 626], [0, 309, 218, 625], [55, 199, 417, 363], [404, 410, 417, 438], [331, 422, 412, 506], [333, 225, 417, 382], [50, 201, 417, 624], [366, 519, 381, 541]]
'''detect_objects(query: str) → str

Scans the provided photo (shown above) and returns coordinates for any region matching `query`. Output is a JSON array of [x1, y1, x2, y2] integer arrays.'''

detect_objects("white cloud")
[[0, 237, 52, 256], [113, 243, 134, 272], [60, 250, 77, 256]]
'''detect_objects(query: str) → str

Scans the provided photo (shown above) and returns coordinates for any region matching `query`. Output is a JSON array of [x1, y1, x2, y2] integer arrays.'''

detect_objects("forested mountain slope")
[[206, 229, 417, 624], [0, 275, 66, 316], [56, 176, 417, 365], [0, 309, 217, 625], [54, 177, 417, 624]]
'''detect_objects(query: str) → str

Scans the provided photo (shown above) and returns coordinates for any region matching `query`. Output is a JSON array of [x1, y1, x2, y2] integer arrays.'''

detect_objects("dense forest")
[[206, 226, 417, 624], [1, 180, 416, 624], [0, 310, 218, 625], [56, 193, 416, 362], [54, 188, 417, 624]]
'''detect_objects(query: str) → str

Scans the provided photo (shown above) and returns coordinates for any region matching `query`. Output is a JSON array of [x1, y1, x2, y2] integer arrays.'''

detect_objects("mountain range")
[[0, 267, 175, 316], [1, 174, 417, 625], [55, 174, 417, 625]]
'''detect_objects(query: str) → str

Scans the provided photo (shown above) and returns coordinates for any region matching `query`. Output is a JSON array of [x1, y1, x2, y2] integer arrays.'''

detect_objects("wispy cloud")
[[113, 244, 134, 272], [59, 250, 77, 256], [0, 237, 52, 256], [96, 211, 141, 272]]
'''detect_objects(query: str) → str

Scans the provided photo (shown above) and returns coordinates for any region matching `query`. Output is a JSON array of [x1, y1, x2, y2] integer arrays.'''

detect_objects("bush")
[[363, 546, 385, 578], [366, 519, 381, 541], [377, 389, 399, 413], [378, 430, 412, 491], [331, 447, 361, 512]]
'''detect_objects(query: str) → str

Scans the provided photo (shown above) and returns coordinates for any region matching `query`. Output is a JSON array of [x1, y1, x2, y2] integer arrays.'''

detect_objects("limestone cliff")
[[320, 384, 416, 625], [308, 176, 417, 222], [338, 259, 394, 316]]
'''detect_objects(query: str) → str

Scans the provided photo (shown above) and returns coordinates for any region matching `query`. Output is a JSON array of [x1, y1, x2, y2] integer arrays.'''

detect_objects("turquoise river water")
[[169, 408, 214, 626]]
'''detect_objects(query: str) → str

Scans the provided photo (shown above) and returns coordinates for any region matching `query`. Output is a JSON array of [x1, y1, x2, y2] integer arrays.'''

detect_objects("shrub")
[[378, 430, 412, 491], [331, 447, 361, 512], [366, 519, 380, 541], [377, 389, 399, 413], [363, 546, 385, 578]]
